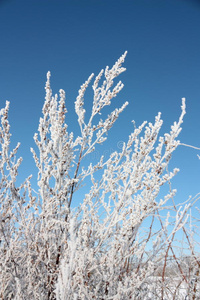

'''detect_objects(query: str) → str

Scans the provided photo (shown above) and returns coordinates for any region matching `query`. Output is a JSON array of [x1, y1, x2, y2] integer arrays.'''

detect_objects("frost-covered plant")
[[0, 53, 199, 299]]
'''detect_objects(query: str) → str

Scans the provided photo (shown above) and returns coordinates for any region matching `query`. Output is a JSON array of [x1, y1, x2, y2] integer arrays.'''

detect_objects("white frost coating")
[[0, 54, 199, 299]]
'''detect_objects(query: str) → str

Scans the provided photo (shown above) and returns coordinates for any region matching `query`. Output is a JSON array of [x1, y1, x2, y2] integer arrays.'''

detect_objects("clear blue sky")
[[0, 0, 199, 209]]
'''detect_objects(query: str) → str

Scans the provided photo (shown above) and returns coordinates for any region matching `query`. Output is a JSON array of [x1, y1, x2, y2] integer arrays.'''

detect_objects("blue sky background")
[[0, 0, 200, 213]]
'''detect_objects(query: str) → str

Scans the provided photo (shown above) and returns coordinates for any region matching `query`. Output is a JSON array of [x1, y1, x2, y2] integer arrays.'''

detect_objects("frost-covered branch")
[[0, 54, 199, 299]]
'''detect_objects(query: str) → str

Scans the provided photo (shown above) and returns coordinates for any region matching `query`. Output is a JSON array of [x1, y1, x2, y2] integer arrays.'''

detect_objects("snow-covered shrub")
[[0, 53, 199, 299]]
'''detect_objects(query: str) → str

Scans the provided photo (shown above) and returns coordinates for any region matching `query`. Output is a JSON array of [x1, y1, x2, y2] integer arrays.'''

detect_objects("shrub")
[[0, 53, 199, 299]]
